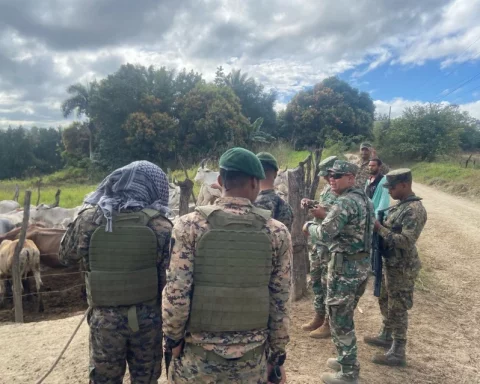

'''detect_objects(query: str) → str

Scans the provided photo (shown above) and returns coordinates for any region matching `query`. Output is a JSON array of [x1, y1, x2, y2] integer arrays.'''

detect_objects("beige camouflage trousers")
[[169, 343, 268, 384]]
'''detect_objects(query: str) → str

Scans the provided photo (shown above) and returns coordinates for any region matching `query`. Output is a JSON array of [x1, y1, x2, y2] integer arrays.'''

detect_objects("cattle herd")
[[0, 161, 291, 317]]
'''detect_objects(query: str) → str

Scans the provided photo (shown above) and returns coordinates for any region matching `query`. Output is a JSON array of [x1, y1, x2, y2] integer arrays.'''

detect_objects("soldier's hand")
[[302, 222, 311, 236], [374, 220, 382, 232], [310, 205, 327, 219], [301, 198, 311, 209], [172, 342, 184, 358]]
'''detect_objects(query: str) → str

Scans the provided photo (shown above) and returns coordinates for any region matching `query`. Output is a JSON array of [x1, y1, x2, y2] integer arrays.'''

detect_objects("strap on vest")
[[128, 306, 139, 333]]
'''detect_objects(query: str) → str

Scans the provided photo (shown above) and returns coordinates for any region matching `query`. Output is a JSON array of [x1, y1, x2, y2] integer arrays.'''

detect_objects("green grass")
[[411, 160, 480, 197]]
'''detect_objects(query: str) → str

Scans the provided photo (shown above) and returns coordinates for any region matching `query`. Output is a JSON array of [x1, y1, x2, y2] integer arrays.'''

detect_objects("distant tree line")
[[0, 126, 63, 180], [2, 62, 480, 180]]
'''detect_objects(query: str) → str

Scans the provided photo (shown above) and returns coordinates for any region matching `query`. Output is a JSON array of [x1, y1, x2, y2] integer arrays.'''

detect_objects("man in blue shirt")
[[365, 158, 390, 218]]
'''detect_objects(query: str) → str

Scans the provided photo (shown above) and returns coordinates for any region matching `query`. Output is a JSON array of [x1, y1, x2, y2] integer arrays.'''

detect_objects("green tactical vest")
[[86, 208, 162, 308], [187, 205, 272, 333]]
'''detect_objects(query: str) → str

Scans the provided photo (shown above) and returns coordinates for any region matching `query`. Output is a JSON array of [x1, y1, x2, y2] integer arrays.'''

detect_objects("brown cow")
[[0, 239, 43, 312], [0, 224, 66, 268]]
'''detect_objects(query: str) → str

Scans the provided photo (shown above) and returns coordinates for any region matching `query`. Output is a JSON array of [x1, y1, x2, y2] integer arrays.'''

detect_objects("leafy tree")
[[61, 82, 98, 159], [61, 122, 91, 166], [176, 83, 251, 161], [123, 112, 178, 165], [381, 103, 474, 161], [281, 77, 375, 149], [223, 69, 277, 134]]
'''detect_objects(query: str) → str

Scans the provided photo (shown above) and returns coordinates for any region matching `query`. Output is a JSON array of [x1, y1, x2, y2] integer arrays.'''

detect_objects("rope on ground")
[[35, 308, 89, 384]]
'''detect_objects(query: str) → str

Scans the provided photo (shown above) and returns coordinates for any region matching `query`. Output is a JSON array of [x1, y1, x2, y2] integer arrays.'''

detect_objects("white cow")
[[194, 160, 221, 206], [0, 200, 20, 214], [168, 182, 181, 210], [30, 205, 82, 228]]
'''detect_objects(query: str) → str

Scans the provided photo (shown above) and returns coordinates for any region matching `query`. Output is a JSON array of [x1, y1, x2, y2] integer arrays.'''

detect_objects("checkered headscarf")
[[85, 161, 171, 232]]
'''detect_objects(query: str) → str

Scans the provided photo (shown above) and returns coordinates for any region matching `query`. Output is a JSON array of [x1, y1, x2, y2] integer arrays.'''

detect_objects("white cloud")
[[0, 0, 479, 128]]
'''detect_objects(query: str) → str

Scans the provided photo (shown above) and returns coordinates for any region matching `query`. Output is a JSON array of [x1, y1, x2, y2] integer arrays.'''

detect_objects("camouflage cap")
[[383, 168, 412, 188], [219, 147, 266, 179], [360, 142, 372, 149], [328, 160, 359, 175], [256, 152, 279, 171], [318, 155, 338, 176]]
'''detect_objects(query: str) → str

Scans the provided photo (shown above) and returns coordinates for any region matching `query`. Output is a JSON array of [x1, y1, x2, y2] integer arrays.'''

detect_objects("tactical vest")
[[187, 205, 272, 333], [86, 208, 162, 308]]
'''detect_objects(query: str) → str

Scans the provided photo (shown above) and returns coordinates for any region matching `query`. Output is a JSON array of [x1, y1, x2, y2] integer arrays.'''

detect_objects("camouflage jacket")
[[255, 188, 294, 231], [378, 194, 427, 269], [354, 159, 390, 189], [59, 207, 173, 298], [309, 187, 375, 255], [162, 197, 292, 364]]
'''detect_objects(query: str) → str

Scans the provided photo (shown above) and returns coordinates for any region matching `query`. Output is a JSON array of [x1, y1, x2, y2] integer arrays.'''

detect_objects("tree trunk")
[[288, 162, 308, 301], [308, 148, 323, 199], [88, 122, 94, 161], [177, 179, 194, 217]]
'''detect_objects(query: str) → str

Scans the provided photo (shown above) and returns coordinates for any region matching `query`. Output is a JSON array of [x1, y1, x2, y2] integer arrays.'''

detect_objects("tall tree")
[[61, 82, 98, 160]]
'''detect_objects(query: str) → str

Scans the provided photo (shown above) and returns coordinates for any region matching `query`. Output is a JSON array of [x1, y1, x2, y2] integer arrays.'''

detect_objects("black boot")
[[364, 326, 393, 348], [372, 339, 406, 366]]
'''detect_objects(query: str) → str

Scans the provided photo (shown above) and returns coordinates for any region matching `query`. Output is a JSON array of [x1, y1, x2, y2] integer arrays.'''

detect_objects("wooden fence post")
[[12, 190, 32, 323], [13, 184, 20, 202], [288, 161, 309, 301], [36, 179, 42, 206], [176, 179, 194, 217], [52, 189, 61, 207]]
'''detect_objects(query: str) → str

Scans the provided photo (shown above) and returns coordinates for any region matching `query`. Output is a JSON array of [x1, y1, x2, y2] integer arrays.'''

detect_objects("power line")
[[434, 70, 480, 102], [418, 34, 480, 91]]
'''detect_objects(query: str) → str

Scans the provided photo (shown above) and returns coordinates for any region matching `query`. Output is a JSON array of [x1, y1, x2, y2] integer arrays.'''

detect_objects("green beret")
[[360, 142, 372, 149], [383, 168, 412, 188], [219, 147, 266, 179], [318, 155, 338, 176], [256, 152, 279, 171], [328, 160, 359, 176]]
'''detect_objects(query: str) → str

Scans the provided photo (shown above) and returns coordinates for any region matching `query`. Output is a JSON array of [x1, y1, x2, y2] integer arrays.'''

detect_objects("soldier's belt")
[[330, 252, 369, 273], [187, 343, 265, 364]]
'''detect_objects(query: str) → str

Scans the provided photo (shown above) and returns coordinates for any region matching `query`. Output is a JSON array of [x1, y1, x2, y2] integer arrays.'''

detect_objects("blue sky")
[[0, 0, 479, 127]]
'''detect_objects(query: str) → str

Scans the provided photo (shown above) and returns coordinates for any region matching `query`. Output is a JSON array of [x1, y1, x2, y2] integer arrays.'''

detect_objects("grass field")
[[0, 146, 312, 208], [410, 157, 480, 198]]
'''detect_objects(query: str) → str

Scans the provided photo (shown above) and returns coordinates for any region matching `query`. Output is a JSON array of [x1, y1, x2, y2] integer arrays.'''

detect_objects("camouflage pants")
[[88, 304, 162, 384], [379, 265, 419, 341], [169, 343, 267, 384], [327, 256, 370, 371], [309, 243, 330, 316]]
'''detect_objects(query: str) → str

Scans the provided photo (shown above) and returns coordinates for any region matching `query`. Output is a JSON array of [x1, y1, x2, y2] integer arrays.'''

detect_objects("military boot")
[[363, 326, 393, 348], [372, 339, 407, 366], [321, 362, 359, 384], [301, 313, 324, 332], [310, 318, 331, 339], [327, 358, 341, 372]]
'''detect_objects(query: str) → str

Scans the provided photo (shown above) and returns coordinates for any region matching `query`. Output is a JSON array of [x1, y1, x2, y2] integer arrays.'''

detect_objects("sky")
[[0, 0, 479, 129]]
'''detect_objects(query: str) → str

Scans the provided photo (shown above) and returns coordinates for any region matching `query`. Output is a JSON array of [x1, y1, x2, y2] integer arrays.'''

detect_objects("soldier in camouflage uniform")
[[353, 143, 389, 189], [59, 161, 173, 384], [304, 160, 374, 384], [364, 169, 427, 367], [300, 156, 338, 339], [162, 147, 292, 384], [254, 152, 294, 231]]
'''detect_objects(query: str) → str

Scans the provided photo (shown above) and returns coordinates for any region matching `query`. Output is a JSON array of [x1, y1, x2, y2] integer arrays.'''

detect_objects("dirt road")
[[0, 183, 479, 383]]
